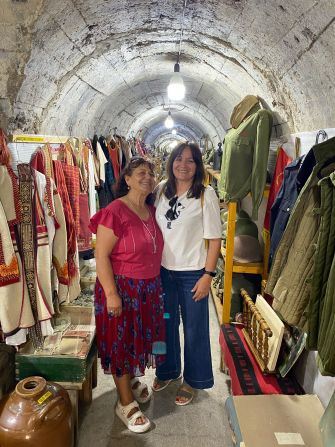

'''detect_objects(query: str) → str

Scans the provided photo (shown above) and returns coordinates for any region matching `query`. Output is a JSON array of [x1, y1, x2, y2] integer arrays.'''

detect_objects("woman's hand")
[[191, 274, 212, 301], [106, 293, 122, 317]]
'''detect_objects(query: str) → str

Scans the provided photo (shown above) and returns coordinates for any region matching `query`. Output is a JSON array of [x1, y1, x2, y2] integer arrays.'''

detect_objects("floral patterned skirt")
[[95, 275, 166, 377]]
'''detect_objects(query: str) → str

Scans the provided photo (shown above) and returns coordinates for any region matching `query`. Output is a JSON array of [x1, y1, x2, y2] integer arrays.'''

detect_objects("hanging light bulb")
[[165, 111, 174, 129], [167, 62, 185, 101], [172, 129, 177, 135]]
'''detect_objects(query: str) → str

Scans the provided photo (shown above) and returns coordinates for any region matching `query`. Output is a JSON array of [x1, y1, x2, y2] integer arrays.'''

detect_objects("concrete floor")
[[78, 297, 233, 447]]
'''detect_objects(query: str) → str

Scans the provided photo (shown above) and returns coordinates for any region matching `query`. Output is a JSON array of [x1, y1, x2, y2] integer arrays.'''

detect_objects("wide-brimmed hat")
[[230, 95, 260, 129]]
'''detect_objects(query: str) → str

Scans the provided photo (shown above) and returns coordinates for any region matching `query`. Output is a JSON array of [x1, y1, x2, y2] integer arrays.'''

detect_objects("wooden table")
[[16, 331, 97, 447]]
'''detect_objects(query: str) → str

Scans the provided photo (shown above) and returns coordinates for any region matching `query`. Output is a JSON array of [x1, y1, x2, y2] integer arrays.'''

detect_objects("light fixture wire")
[[177, 0, 188, 64]]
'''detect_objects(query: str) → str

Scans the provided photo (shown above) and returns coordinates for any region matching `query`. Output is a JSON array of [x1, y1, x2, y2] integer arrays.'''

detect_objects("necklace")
[[126, 197, 157, 254], [141, 211, 157, 254]]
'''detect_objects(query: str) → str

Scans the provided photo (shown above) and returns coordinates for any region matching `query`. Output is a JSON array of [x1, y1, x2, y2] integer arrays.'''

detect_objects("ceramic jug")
[[0, 376, 72, 447]]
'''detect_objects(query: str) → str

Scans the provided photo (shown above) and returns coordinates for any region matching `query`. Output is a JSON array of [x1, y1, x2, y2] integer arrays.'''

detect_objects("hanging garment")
[[317, 234, 335, 375], [263, 147, 292, 231], [307, 172, 335, 371], [107, 137, 120, 181], [87, 148, 97, 216], [53, 160, 80, 302], [78, 192, 92, 251], [98, 136, 115, 207], [61, 163, 80, 236], [269, 157, 303, 268], [266, 137, 335, 330], [17, 164, 44, 349], [0, 201, 20, 287], [120, 137, 132, 164], [0, 168, 20, 289], [0, 167, 34, 337], [31, 150, 76, 284], [219, 104, 273, 219]]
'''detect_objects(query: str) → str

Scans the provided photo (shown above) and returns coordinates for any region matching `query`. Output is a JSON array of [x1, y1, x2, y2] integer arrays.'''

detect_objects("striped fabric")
[[53, 160, 78, 279], [61, 163, 80, 236]]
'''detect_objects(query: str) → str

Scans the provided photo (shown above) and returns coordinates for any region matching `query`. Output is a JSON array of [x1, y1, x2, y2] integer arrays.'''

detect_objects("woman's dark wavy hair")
[[163, 142, 205, 199], [115, 156, 155, 205]]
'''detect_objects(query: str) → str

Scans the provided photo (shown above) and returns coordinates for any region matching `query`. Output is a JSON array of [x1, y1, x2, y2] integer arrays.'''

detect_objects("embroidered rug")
[[219, 324, 304, 396]]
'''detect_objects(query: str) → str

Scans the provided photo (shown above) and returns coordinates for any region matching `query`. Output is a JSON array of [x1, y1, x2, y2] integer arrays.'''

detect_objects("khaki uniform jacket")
[[219, 104, 273, 219]]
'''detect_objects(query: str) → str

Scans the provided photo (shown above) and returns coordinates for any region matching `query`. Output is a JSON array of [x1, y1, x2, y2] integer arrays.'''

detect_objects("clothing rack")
[[9, 134, 70, 144]]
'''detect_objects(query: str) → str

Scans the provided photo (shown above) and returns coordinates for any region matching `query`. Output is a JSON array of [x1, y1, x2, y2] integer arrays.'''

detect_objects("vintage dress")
[[89, 200, 166, 376]]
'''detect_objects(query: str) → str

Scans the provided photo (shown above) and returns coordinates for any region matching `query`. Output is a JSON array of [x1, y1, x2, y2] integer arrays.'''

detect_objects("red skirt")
[[95, 275, 166, 376]]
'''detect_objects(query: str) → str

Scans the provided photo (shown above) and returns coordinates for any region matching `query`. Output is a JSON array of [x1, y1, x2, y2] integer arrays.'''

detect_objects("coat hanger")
[[315, 129, 328, 145], [14, 140, 24, 172]]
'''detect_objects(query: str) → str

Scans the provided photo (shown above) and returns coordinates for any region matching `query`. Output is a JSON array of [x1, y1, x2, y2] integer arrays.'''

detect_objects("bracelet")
[[204, 270, 216, 278]]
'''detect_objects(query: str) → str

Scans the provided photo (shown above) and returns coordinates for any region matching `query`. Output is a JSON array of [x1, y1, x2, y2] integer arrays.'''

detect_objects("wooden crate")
[[16, 337, 96, 383]]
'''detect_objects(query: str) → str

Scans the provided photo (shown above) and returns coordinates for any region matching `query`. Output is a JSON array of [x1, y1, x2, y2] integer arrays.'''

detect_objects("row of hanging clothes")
[[0, 130, 83, 349], [91, 134, 148, 208], [0, 129, 149, 349], [264, 130, 335, 376]]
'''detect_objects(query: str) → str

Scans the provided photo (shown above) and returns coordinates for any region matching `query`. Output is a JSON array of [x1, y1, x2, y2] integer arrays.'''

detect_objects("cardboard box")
[[226, 394, 324, 447]]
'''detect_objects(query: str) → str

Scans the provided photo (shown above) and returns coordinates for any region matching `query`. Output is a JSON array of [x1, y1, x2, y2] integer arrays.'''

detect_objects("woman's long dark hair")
[[115, 157, 156, 205], [163, 142, 205, 199]]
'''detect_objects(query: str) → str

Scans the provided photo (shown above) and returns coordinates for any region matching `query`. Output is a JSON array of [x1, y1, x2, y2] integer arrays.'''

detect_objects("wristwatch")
[[204, 270, 216, 278]]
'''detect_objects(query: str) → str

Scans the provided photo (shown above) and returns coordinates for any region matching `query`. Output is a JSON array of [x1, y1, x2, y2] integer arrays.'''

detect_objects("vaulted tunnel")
[[1, 0, 334, 148]]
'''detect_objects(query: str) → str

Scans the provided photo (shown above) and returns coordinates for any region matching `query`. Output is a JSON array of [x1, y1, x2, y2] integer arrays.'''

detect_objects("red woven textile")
[[53, 160, 77, 279], [219, 324, 304, 396], [61, 163, 80, 236], [78, 192, 92, 251]]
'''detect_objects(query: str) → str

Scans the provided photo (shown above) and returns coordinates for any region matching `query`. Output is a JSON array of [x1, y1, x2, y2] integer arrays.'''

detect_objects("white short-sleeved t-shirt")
[[155, 184, 221, 271]]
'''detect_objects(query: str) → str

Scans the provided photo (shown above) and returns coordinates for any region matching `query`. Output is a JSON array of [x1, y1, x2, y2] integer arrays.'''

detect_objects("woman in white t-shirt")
[[152, 142, 221, 405]]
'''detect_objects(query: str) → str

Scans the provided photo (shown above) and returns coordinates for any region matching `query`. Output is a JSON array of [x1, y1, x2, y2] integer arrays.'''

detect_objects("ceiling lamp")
[[165, 111, 174, 129], [172, 129, 177, 135], [167, 0, 187, 101], [167, 61, 185, 101]]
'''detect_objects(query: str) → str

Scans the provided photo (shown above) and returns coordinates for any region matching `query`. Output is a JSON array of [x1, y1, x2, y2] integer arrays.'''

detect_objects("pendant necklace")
[[127, 197, 157, 254], [141, 211, 157, 254]]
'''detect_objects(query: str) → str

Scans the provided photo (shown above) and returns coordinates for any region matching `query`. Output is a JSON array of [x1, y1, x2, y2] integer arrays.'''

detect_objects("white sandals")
[[115, 400, 151, 433], [130, 377, 153, 404]]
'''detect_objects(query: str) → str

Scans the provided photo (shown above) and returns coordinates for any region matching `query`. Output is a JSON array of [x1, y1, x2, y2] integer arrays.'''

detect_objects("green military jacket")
[[218, 104, 273, 219]]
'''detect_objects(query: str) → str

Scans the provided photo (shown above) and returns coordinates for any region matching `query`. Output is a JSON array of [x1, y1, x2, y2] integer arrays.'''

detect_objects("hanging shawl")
[[17, 164, 44, 349], [53, 160, 77, 279], [58, 143, 81, 235]]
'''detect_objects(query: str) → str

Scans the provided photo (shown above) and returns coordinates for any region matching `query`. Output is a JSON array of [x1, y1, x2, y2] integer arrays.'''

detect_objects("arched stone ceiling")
[[2, 0, 335, 148]]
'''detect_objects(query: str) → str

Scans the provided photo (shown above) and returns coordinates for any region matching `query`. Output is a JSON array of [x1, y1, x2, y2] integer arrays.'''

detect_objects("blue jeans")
[[157, 267, 214, 389]]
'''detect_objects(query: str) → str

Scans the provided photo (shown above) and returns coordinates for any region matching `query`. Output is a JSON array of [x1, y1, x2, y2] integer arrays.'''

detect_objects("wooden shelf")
[[205, 168, 269, 324], [205, 165, 221, 181], [210, 283, 223, 325], [221, 247, 263, 274]]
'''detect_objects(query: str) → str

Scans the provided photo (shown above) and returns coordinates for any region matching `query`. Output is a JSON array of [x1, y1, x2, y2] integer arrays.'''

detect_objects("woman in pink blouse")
[[89, 157, 165, 433]]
